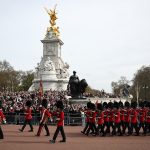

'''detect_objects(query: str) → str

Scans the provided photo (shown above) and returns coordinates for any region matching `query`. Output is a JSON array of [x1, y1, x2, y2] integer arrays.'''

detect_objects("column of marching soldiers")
[[1, 99, 150, 141], [0, 99, 66, 143], [81, 101, 150, 136]]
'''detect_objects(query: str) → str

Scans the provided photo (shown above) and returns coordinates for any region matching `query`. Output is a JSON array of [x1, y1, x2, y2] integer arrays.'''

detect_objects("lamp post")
[[135, 82, 140, 106], [143, 84, 148, 101]]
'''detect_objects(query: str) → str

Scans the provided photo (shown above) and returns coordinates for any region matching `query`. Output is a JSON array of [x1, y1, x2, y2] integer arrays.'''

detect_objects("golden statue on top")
[[44, 5, 60, 37]]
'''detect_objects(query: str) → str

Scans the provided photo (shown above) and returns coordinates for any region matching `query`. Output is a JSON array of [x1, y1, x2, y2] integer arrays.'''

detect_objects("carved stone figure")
[[43, 57, 55, 71]]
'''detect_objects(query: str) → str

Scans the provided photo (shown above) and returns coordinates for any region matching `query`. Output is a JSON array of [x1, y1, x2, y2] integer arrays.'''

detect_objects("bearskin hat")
[[42, 99, 48, 108], [114, 101, 119, 109], [108, 102, 113, 109], [144, 101, 148, 107], [124, 101, 130, 108], [119, 101, 123, 108], [103, 102, 108, 109], [147, 101, 150, 108], [139, 101, 144, 108], [131, 101, 137, 108], [97, 103, 103, 110], [91, 103, 96, 111], [26, 100, 32, 107], [87, 102, 92, 109], [56, 100, 64, 109]]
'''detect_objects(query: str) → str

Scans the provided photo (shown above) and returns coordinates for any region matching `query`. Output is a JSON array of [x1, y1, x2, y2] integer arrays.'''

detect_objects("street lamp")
[[135, 82, 140, 106], [143, 84, 148, 101]]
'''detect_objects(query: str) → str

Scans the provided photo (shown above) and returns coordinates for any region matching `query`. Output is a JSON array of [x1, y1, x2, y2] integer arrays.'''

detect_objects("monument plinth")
[[29, 6, 69, 91]]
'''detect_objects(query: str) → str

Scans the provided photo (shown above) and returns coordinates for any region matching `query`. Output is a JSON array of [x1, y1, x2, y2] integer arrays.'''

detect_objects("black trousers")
[[21, 119, 33, 131], [130, 123, 139, 135], [145, 122, 150, 134], [91, 123, 97, 134], [44, 124, 50, 135], [97, 124, 105, 135], [37, 122, 50, 136], [82, 122, 89, 133], [113, 123, 122, 135], [53, 126, 66, 141], [86, 123, 96, 135], [123, 122, 131, 134], [0, 126, 4, 139], [103, 121, 110, 134], [138, 122, 146, 134], [121, 120, 125, 131], [107, 121, 115, 135]]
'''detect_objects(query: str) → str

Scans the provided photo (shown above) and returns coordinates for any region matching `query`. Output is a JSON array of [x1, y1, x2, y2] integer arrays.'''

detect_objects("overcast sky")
[[0, 0, 150, 92]]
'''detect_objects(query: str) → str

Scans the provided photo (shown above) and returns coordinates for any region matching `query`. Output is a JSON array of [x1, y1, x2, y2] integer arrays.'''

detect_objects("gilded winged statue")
[[44, 5, 60, 36]]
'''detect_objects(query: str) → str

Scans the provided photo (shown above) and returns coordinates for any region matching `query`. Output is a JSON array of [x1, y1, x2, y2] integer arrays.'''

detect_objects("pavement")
[[0, 125, 150, 150]]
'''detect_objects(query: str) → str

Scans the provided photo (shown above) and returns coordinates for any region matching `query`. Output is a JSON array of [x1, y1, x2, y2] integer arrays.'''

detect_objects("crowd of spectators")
[[0, 90, 68, 113], [0, 89, 118, 114], [83, 89, 118, 98]]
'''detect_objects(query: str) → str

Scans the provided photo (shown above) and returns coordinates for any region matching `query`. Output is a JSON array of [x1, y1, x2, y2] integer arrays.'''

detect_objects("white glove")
[[3, 120, 6, 124]]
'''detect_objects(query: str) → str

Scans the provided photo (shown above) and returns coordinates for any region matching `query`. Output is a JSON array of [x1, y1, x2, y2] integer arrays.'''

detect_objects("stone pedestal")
[[29, 27, 69, 91], [69, 98, 89, 105]]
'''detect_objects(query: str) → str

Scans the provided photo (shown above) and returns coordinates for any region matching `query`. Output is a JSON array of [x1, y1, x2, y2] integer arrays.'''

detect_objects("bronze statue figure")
[[67, 71, 88, 98]]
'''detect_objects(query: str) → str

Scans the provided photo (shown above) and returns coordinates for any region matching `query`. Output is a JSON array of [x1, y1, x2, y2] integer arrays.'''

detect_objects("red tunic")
[[89, 111, 96, 123], [0, 109, 5, 124], [146, 109, 150, 123], [92, 111, 96, 123], [103, 110, 109, 122], [124, 109, 131, 123], [25, 108, 32, 120], [114, 110, 121, 123], [57, 111, 64, 126], [85, 110, 90, 123], [130, 109, 138, 123], [40, 108, 52, 122], [120, 109, 125, 121], [108, 110, 114, 122], [138, 108, 146, 122], [97, 111, 104, 125]]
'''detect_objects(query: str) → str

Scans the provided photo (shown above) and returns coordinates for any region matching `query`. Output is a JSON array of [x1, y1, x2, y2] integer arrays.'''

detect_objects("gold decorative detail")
[[44, 5, 60, 37]]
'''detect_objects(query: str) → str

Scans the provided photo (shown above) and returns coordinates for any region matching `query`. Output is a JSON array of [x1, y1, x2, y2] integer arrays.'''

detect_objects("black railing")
[[3, 112, 84, 126]]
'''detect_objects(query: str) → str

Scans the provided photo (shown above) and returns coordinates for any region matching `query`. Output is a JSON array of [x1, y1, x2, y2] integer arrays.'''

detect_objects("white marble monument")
[[29, 6, 69, 91]]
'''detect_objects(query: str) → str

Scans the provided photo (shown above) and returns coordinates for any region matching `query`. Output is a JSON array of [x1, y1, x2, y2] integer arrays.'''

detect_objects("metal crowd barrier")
[[4, 112, 84, 126]]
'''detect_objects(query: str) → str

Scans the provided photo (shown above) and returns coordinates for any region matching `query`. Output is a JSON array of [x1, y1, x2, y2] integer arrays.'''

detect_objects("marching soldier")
[[123, 101, 131, 135], [130, 102, 139, 136], [81, 102, 91, 134], [96, 103, 105, 136], [103, 102, 109, 135], [0, 103, 6, 139], [113, 102, 122, 136], [19, 100, 33, 132], [85, 103, 96, 136], [119, 101, 125, 133], [138, 102, 146, 135], [50, 100, 66, 143], [107, 102, 115, 136], [36, 99, 52, 136], [145, 102, 150, 135]]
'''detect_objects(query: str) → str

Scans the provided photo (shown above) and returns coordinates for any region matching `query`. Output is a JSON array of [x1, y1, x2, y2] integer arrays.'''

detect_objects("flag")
[[39, 79, 43, 100]]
